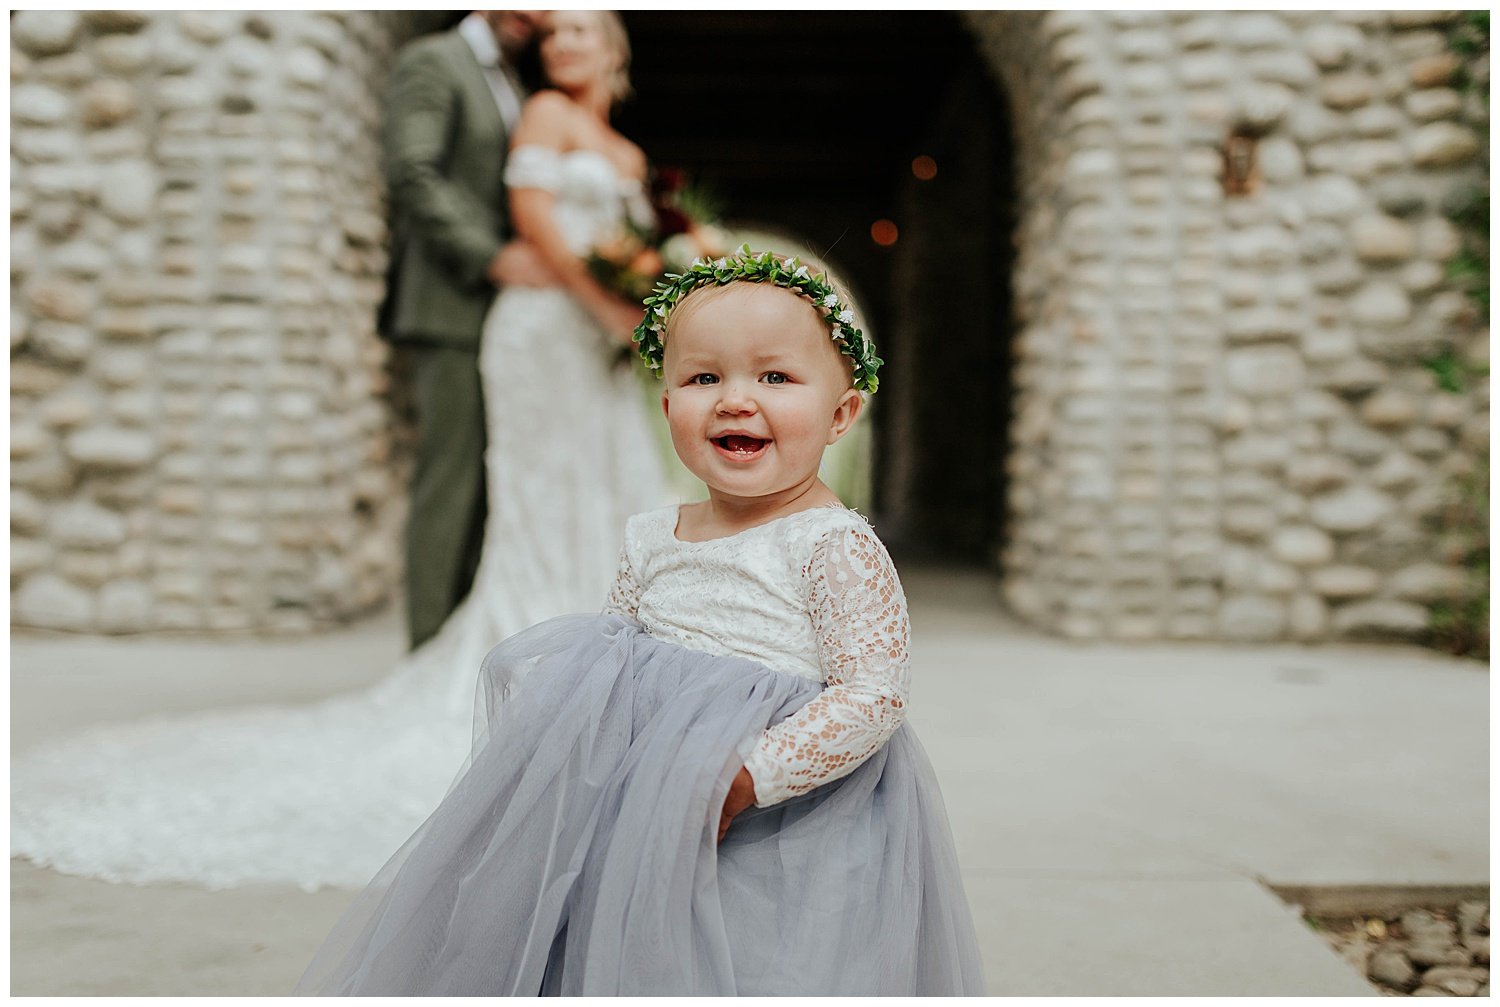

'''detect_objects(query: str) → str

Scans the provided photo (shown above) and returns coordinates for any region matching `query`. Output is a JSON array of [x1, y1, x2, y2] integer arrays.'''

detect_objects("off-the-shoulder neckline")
[[509, 144, 646, 188]]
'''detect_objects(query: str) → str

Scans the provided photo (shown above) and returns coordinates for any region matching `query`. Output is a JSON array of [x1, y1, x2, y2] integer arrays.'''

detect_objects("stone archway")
[[623, 9, 1489, 645], [11, 12, 1486, 645]]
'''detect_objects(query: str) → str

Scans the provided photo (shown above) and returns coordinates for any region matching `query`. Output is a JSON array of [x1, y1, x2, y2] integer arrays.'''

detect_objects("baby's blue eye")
[[689, 373, 718, 385], [762, 372, 789, 385]]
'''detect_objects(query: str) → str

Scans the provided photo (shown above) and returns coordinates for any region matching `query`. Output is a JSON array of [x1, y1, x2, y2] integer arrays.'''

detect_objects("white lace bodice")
[[504, 145, 654, 256], [603, 505, 911, 808]]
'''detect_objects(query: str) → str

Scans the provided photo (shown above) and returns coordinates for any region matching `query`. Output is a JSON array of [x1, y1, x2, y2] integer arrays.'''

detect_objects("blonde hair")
[[593, 11, 633, 106]]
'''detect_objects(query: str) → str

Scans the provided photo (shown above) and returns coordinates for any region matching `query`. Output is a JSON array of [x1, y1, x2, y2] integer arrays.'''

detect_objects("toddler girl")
[[297, 248, 985, 996]]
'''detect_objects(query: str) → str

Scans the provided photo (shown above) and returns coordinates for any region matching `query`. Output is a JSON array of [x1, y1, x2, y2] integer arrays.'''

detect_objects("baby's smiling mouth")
[[712, 434, 769, 456]]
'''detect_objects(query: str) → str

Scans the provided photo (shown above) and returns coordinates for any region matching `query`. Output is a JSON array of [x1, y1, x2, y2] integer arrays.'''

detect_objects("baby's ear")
[[660, 391, 671, 419], [826, 388, 863, 445]]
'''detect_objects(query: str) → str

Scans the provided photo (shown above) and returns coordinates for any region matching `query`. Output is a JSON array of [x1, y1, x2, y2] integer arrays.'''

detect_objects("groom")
[[381, 10, 547, 650]]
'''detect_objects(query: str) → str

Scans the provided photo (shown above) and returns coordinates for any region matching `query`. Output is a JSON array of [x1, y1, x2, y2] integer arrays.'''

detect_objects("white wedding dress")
[[11, 145, 671, 892]]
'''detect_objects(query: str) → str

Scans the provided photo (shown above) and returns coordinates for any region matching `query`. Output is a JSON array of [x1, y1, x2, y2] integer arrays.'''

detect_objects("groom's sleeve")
[[383, 45, 502, 286]]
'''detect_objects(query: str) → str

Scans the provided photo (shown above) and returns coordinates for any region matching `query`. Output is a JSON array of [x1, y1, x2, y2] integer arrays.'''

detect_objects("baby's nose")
[[715, 386, 757, 414]]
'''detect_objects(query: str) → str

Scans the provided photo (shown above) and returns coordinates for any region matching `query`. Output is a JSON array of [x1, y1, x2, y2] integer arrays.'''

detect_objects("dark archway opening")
[[618, 12, 1016, 569]]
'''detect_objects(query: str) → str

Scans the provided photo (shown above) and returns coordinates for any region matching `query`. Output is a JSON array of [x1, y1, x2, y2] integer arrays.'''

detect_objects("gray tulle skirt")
[[296, 615, 985, 996]]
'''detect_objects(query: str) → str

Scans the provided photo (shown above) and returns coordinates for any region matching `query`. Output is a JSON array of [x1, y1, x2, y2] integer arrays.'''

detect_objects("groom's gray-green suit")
[[381, 25, 518, 649]]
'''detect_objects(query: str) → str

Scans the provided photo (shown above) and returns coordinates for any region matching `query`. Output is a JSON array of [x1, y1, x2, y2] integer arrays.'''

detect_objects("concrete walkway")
[[10, 568, 1488, 995]]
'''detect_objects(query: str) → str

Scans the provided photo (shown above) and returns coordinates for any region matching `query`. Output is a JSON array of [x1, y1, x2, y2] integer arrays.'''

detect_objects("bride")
[[12, 11, 671, 892]]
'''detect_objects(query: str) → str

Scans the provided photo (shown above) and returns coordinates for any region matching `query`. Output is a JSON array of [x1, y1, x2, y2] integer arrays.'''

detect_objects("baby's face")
[[661, 284, 862, 505]]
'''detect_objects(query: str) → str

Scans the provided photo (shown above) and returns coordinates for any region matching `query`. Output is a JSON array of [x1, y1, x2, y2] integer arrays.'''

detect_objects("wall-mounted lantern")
[[1222, 125, 1262, 197]]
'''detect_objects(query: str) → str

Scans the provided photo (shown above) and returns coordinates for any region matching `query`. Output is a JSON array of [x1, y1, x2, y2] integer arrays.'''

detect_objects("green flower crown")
[[632, 245, 882, 393]]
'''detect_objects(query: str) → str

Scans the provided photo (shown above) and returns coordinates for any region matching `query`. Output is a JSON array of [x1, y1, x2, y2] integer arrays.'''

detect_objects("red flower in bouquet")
[[650, 167, 694, 238]]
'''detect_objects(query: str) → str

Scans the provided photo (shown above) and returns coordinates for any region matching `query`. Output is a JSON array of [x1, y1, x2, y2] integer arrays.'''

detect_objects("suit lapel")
[[444, 30, 508, 144]]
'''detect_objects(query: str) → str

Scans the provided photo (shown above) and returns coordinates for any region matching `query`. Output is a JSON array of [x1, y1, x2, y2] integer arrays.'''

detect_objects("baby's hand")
[[717, 767, 757, 843]]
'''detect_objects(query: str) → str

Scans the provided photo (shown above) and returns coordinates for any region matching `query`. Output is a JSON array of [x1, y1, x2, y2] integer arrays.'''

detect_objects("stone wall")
[[10, 11, 429, 632], [965, 10, 1487, 642]]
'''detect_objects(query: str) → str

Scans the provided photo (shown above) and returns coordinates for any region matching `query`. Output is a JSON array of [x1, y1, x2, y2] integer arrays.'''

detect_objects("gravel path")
[[1311, 902, 1489, 996]]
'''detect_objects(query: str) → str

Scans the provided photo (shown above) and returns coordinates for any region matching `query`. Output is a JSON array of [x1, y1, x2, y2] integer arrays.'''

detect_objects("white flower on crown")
[[837, 309, 855, 325], [822, 293, 839, 308], [713, 258, 727, 269], [781, 257, 797, 271], [794, 265, 810, 279]]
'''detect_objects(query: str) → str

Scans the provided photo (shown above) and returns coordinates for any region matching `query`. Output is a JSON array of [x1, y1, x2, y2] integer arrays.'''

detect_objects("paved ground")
[[10, 567, 1488, 995]]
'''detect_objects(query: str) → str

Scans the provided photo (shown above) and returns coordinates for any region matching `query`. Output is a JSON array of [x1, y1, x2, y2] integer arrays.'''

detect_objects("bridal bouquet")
[[588, 167, 729, 303]]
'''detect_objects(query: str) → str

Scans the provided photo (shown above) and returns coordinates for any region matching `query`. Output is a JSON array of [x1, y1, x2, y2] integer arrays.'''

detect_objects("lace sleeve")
[[742, 522, 911, 807], [601, 541, 643, 620], [504, 144, 562, 191]]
